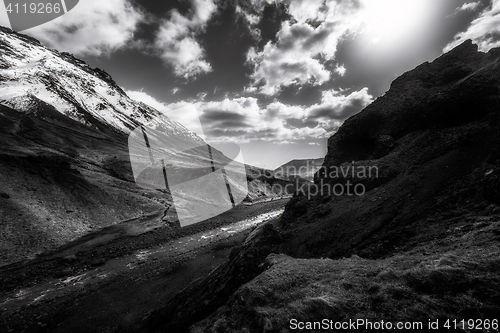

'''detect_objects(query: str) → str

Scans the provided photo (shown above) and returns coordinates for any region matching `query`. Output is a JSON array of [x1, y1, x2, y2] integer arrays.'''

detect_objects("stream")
[[0, 208, 284, 311]]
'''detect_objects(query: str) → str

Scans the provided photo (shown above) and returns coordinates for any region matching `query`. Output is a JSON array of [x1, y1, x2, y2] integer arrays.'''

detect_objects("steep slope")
[[0, 101, 163, 267], [135, 40, 500, 332]]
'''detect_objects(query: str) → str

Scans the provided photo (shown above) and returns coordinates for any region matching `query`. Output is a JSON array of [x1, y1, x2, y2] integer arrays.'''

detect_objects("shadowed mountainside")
[[133, 40, 500, 332]]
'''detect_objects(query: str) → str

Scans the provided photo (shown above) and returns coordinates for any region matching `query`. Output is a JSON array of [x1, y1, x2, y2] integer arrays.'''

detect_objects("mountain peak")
[[323, 40, 500, 168], [0, 26, 41, 45], [447, 38, 477, 54], [0, 26, 193, 137]]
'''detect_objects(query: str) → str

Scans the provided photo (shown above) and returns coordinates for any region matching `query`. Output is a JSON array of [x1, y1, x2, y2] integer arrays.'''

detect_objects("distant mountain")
[[274, 158, 324, 181], [138, 40, 500, 332]]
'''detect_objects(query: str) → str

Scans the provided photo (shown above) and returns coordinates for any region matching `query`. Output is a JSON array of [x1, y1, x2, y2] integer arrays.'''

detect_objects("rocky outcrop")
[[59, 51, 127, 96], [286, 40, 500, 259], [0, 26, 41, 45], [320, 40, 499, 172]]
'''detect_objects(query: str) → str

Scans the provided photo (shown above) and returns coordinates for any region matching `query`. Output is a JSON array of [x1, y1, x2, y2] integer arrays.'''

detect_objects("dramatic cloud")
[[154, 0, 216, 78], [243, 0, 371, 95], [335, 64, 346, 76], [452, 1, 482, 15], [457, 1, 480, 11], [286, 0, 327, 22], [445, 0, 500, 52], [25, 0, 144, 56], [245, 21, 333, 95], [126, 87, 372, 143], [242, 0, 441, 96], [8, 0, 487, 166], [307, 88, 372, 131]]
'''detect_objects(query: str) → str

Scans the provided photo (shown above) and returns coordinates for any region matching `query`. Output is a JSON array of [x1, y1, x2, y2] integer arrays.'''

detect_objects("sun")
[[362, 0, 432, 46]]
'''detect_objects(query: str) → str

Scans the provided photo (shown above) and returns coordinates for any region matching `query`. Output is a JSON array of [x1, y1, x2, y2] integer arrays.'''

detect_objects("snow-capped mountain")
[[0, 26, 211, 265], [0, 26, 292, 266], [0, 26, 199, 142]]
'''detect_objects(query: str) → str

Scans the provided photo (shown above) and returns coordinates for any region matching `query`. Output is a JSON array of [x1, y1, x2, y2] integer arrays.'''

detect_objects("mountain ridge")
[[0, 26, 201, 139]]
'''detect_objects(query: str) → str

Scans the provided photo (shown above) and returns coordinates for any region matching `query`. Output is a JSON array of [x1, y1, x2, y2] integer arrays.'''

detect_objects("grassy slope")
[[193, 219, 500, 332]]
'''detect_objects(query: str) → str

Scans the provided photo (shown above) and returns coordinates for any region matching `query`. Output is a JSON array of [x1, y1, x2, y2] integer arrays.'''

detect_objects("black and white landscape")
[[1, 1, 500, 332]]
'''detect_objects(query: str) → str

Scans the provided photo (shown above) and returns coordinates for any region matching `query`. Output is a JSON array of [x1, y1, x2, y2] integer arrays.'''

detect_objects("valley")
[[1, 21, 500, 333], [0, 27, 300, 332], [0, 198, 289, 332]]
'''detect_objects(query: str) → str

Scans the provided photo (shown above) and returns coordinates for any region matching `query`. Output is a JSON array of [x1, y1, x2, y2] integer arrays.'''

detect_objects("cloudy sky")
[[1, 0, 499, 168]]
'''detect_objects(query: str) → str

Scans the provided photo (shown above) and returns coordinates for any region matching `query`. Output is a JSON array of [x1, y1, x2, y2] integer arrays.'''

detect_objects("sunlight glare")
[[363, 0, 431, 45]]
